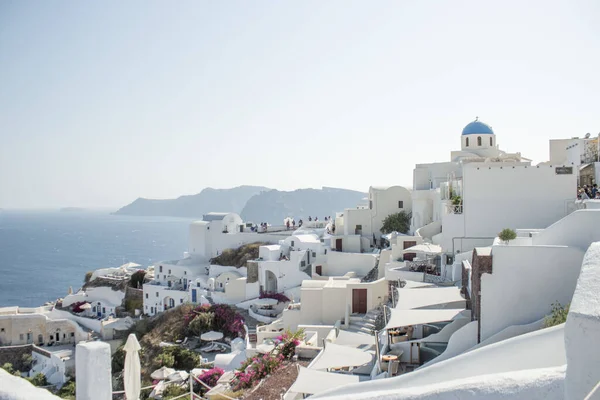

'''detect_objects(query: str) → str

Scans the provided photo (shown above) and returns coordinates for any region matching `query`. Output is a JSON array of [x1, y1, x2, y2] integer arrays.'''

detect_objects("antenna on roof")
[[475, 116, 479, 121], [585, 132, 591, 139]]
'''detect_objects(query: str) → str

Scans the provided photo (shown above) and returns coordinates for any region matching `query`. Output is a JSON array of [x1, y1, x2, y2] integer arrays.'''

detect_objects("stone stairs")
[[347, 309, 379, 334]]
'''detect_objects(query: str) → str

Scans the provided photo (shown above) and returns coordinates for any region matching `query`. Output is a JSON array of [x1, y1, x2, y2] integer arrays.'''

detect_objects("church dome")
[[462, 119, 494, 135]]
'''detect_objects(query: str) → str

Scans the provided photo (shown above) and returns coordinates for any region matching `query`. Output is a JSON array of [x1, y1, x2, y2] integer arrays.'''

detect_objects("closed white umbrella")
[[151, 366, 176, 380], [80, 303, 92, 310], [201, 331, 224, 342], [123, 333, 141, 400], [167, 370, 189, 382]]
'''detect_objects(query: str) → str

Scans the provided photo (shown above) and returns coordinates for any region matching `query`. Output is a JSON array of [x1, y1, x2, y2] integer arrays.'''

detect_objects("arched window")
[[465, 137, 469, 147], [490, 137, 493, 146], [477, 136, 482, 146]]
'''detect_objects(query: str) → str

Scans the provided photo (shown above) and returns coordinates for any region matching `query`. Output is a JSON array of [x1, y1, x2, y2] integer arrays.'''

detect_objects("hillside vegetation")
[[210, 242, 269, 267]]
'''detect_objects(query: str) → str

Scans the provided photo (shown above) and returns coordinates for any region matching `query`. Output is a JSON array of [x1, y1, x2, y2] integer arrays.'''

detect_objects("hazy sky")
[[1, 1, 599, 209]]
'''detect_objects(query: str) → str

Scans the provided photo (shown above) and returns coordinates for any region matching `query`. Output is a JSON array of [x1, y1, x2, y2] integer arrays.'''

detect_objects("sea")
[[0, 210, 194, 307]]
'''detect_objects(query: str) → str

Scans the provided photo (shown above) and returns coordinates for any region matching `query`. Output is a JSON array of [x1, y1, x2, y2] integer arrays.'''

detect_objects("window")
[[63, 333, 66, 339], [71, 332, 74, 337], [477, 136, 482, 146], [145, 293, 148, 299], [197, 282, 200, 287], [156, 292, 159, 297], [184, 271, 187, 275], [180, 299, 184, 304], [325, 249, 327, 254], [151, 307, 154, 314], [145, 305, 148, 309], [0, 328, 4, 332], [465, 137, 469, 147], [19, 334, 24, 341], [301, 261, 306, 267], [169, 269, 171, 274], [398, 201, 404, 208], [312, 251, 316, 258], [369, 200, 373, 209], [159, 265, 163, 273], [355, 225, 362, 234], [168, 281, 172, 288], [490, 137, 493, 146], [291, 241, 295, 247]]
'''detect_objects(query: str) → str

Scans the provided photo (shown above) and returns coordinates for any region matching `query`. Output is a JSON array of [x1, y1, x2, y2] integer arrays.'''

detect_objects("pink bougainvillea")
[[184, 304, 245, 339], [259, 292, 290, 303]]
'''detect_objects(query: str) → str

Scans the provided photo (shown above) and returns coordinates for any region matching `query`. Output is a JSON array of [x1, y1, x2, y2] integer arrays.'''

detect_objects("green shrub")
[[155, 351, 175, 368], [1, 363, 14, 374], [84, 271, 93, 283], [111, 346, 126, 372], [188, 312, 215, 336], [58, 380, 76, 399], [162, 384, 189, 399], [544, 302, 570, 328], [498, 228, 517, 244], [381, 211, 412, 234], [27, 373, 48, 387], [166, 347, 200, 371], [21, 353, 33, 371]]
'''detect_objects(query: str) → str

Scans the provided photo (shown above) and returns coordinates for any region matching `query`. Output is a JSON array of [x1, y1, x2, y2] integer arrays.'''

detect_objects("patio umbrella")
[[80, 303, 92, 310], [167, 370, 189, 382], [201, 331, 224, 342], [123, 333, 141, 400], [151, 366, 176, 380]]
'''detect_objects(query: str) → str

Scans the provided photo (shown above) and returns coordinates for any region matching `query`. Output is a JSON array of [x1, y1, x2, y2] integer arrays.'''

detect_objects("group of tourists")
[[578, 184, 599, 200]]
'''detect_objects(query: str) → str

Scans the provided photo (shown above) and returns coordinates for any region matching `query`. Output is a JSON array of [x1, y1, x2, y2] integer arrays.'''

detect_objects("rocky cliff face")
[[113, 186, 269, 218], [240, 187, 366, 223]]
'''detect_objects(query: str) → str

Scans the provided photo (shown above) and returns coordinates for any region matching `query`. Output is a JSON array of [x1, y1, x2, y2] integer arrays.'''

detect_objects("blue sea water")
[[0, 211, 193, 307]]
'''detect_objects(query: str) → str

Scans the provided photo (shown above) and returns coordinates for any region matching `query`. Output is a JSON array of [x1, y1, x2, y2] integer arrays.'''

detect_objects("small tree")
[[129, 270, 146, 289], [381, 211, 412, 234], [58, 380, 76, 399], [544, 302, 570, 328], [498, 228, 517, 244], [188, 312, 215, 336], [84, 271, 93, 284]]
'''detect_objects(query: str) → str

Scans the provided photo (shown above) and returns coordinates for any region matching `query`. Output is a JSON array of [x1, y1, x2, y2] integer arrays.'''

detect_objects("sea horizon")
[[0, 210, 193, 308]]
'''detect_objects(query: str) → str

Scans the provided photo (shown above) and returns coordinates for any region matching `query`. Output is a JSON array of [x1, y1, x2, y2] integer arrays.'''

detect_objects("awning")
[[333, 330, 376, 348], [289, 367, 360, 395], [254, 298, 278, 306], [201, 331, 224, 341], [385, 308, 465, 330], [310, 343, 373, 370], [395, 287, 465, 310], [403, 243, 442, 254]]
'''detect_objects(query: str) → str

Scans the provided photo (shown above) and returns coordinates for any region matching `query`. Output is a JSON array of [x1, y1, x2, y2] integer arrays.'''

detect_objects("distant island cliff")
[[114, 186, 367, 222]]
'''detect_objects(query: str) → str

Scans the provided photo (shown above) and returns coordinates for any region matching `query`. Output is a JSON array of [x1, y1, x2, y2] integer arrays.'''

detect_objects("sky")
[[1, 0, 599, 209]]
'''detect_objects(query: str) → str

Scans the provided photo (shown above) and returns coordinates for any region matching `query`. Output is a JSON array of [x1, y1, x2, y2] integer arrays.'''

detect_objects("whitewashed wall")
[[324, 251, 377, 277], [480, 245, 584, 341], [462, 163, 576, 238]]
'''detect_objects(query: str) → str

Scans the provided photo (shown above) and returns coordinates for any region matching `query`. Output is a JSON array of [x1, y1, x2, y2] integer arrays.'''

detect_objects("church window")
[[477, 136, 482, 146], [465, 137, 469, 147], [398, 201, 404, 208], [490, 137, 493, 146]]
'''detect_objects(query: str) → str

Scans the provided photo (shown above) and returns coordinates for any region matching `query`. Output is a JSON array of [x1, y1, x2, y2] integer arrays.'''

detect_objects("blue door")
[[192, 289, 197, 303]]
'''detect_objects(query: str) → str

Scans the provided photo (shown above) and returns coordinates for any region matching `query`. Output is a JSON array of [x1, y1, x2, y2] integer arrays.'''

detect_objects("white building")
[[548, 134, 600, 187], [333, 186, 412, 252], [411, 119, 577, 255]]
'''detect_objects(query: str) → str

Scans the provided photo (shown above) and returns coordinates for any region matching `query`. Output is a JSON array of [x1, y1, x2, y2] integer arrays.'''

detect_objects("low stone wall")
[[0, 344, 33, 371]]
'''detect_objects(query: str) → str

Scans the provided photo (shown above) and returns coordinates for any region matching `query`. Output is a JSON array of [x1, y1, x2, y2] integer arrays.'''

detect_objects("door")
[[315, 265, 322, 276], [403, 241, 417, 261], [352, 289, 368, 314], [191, 289, 197, 303], [97, 303, 102, 317], [335, 239, 343, 252]]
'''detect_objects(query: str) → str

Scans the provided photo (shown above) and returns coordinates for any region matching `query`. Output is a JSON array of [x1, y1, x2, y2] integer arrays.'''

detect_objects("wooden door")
[[315, 265, 322, 275], [335, 239, 343, 252], [403, 240, 417, 261], [352, 289, 368, 314]]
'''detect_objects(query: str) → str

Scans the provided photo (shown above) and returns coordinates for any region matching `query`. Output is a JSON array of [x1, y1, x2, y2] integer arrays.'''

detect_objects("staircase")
[[247, 328, 257, 345], [347, 309, 380, 334]]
